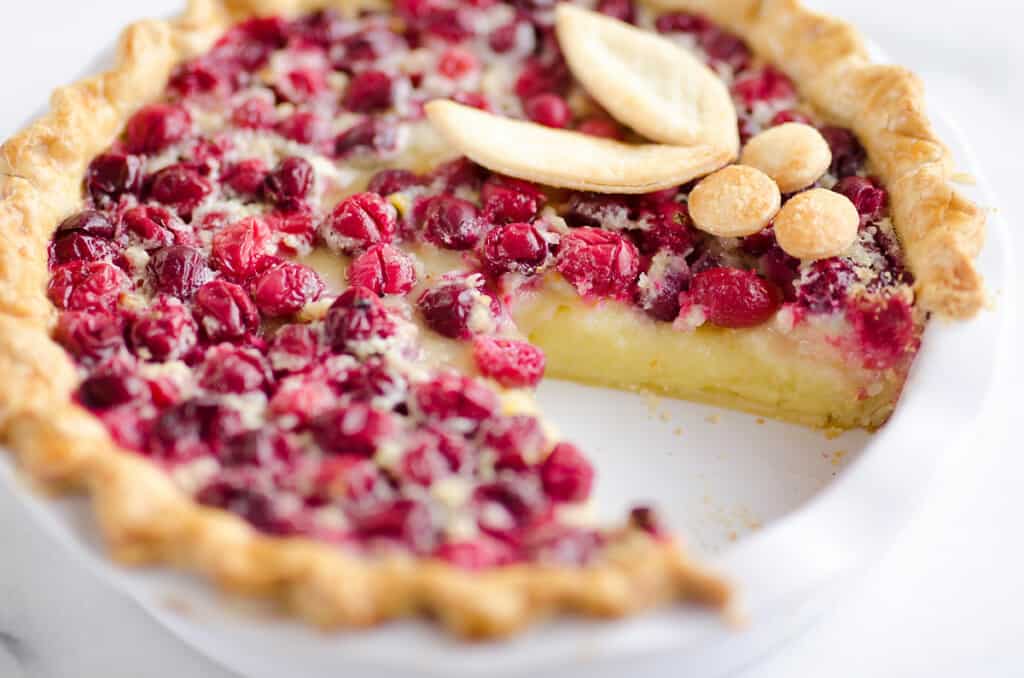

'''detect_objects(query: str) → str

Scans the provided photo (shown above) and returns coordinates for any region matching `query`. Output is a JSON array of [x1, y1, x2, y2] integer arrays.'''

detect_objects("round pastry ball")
[[688, 165, 781, 237]]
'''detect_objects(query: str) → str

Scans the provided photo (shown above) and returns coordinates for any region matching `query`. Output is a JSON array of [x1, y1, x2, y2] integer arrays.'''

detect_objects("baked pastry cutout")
[[0, 0, 987, 640], [741, 123, 833, 193]]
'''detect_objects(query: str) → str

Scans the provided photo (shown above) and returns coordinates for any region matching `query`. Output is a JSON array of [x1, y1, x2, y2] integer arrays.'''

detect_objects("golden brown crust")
[[648, 0, 986, 317], [0, 0, 731, 638]]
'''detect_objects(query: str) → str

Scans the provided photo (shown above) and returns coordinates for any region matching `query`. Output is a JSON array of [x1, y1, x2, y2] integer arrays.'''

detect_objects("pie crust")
[[0, 0, 984, 637]]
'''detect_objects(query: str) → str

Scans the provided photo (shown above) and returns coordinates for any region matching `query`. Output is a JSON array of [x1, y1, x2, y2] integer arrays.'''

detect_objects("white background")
[[0, 1, 1021, 676]]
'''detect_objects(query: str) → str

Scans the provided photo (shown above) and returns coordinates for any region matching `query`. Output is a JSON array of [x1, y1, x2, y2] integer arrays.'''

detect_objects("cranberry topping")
[[230, 96, 276, 129], [212, 16, 289, 71], [150, 397, 244, 462], [353, 499, 436, 553], [269, 375, 336, 427], [263, 157, 314, 211], [482, 414, 548, 471], [524, 93, 572, 128], [819, 126, 866, 179], [276, 110, 328, 145], [343, 70, 395, 112], [367, 168, 422, 197], [480, 175, 545, 224], [540, 442, 594, 503], [435, 537, 516, 569], [772, 109, 813, 126], [198, 343, 273, 394], [267, 325, 321, 374], [123, 205, 189, 249], [324, 286, 397, 352], [849, 295, 916, 370], [193, 279, 259, 341], [687, 267, 782, 328], [654, 11, 710, 34], [422, 195, 487, 250], [220, 428, 298, 468], [47, 261, 128, 311], [796, 259, 856, 314], [78, 365, 148, 411], [313, 402, 396, 456], [439, 46, 478, 79], [55, 311, 125, 364], [86, 153, 144, 206], [417, 279, 490, 339], [333, 119, 399, 158], [249, 260, 324, 317], [637, 251, 690, 321], [130, 295, 199, 361], [473, 477, 548, 542], [211, 217, 274, 280], [49, 231, 115, 267], [413, 371, 499, 424], [399, 435, 455, 486], [168, 60, 230, 99], [759, 246, 801, 301], [124, 104, 192, 154], [555, 227, 640, 299], [699, 27, 752, 71], [196, 480, 300, 536], [597, 0, 636, 23], [472, 336, 546, 388], [320, 192, 397, 254], [514, 57, 569, 101], [147, 245, 213, 298], [147, 164, 213, 217], [732, 66, 795, 107], [221, 159, 269, 197], [338, 27, 407, 64], [479, 221, 547, 276], [577, 117, 623, 139], [634, 202, 695, 256], [348, 244, 418, 296], [833, 176, 887, 224]]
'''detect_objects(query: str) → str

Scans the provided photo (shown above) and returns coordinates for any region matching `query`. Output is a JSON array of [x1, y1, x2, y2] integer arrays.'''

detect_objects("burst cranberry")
[[47, 261, 127, 311], [313, 402, 395, 456], [319, 192, 396, 254], [122, 205, 188, 249], [86, 152, 143, 206], [472, 337, 545, 388], [198, 344, 273, 394], [417, 280, 487, 339], [700, 28, 752, 70], [514, 58, 568, 100], [819, 126, 866, 179], [314, 454, 387, 506], [348, 244, 417, 296], [150, 397, 244, 461], [480, 175, 545, 224], [635, 202, 695, 255], [263, 157, 314, 211], [147, 164, 213, 216], [414, 371, 498, 424], [221, 158, 268, 197], [796, 259, 855, 313], [654, 11, 710, 33], [772, 109, 813, 126], [55, 311, 125, 363], [275, 110, 327, 145], [193, 279, 259, 342], [342, 70, 394, 112], [435, 537, 516, 569], [324, 286, 396, 350], [488, 21, 529, 54], [850, 295, 916, 370], [556, 227, 640, 299], [220, 428, 297, 468], [147, 245, 212, 298], [79, 369, 147, 411], [399, 436, 453, 486], [267, 325, 320, 373], [49, 232, 115, 266], [211, 217, 274, 280], [577, 117, 623, 139], [278, 67, 328, 104], [249, 260, 324, 317], [269, 375, 336, 426], [687, 267, 782, 328], [637, 251, 690, 321], [438, 46, 477, 79], [481, 414, 548, 471], [230, 96, 276, 129], [524, 93, 572, 128], [740, 226, 777, 256], [124, 104, 191, 154], [541, 442, 594, 503], [211, 16, 288, 70], [760, 247, 801, 301], [367, 168, 422, 197], [833, 176, 887, 223], [479, 222, 547, 276], [732, 66, 796, 106], [196, 480, 298, 535], [354, 499, 435, 553], [130, 295, 199, 361], [564, 192, 634, 228], [333, 119, 399, 158], [473, 478, 547, 541], [338, 27, 406, 63], [422, 196, 485, 250]]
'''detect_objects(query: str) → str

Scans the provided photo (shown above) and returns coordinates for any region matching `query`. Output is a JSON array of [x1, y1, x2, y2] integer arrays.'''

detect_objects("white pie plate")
[[0, 44, 1015, 678]]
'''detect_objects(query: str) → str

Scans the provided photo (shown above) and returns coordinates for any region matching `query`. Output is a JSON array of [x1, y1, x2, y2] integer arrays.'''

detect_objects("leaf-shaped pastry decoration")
[[555, 4, 739, 156], [424, 100, 733, 194]]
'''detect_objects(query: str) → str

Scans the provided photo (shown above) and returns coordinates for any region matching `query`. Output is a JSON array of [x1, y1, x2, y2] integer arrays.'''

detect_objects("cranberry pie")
[[0, 0, 984, 637]]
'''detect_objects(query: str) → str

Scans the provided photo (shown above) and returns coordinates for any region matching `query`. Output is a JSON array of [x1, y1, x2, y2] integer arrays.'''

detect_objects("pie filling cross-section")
[[0, 0, 985, 638]]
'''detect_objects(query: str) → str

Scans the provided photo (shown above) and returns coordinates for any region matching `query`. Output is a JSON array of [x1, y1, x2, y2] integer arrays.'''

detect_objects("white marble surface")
[[0, 1, 1021, 676]]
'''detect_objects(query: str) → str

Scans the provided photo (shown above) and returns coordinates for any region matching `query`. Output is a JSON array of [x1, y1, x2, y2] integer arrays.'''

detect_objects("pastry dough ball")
[[774, 189, 859, 260], [741, 123, 832, 193], [688, 165, 781, 237]]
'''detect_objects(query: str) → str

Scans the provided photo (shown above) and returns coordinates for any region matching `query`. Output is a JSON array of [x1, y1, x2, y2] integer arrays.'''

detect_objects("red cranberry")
[[654, 11, 710, 33], [417, 279, 486, 339], [395, 0, 470, 43], [338, 27, 406, 63], [211, 217, 274, 280], [342, 70, 394, 112], [277, 67, 328, 104], [732, 66, 796, 107], [221, 158, 269, 197], [850, 295, 916, 370], [147, 245, 212, 298], [55, 311, 125, 363], [439, 47, 477, 79], [319, 192, 397, 254], [796, 259, 856, 314], [541, 442, 594, 503], [699, 28, 752, 71], [147, 164, 213, 217], [220, 428, 297, 468], [472, 337, 545, 388], [211, 16, 288, 70], [79, 369, 147, 410], [414, 371, 498, 424], [167, 59, 230, 99], [399, 436, 453, 486], [514, 58, 569, 100], [275, 110, 327, 145], [833, 176, 887, 223], [124, 104, 192, 154], [597, 0, 636, 22], [636, 251, 690, 321], [324, 286, 396, 351], [556, 227, 640, 299], [739, 226, 777, 256], [196, 480, 298, 536], [313, 454, 388, 507], [771, 109, 813, 126], [434, 537, 516, 569], [524, 93, 572, 128], [122, 205, 188, 249], [193, 279, 259, 341], [687, 267, 782, 328], [367, 168, 422, 197], [230, 96, 276, 129], [130, 295, 199, 361], [198, 344, 273, 394], [422, 196, 486, 250], [348, 244, 417, 296], [333, 119, 399, 158], [47, 261, 127, 311], [267, 325, 320, 374], [819, 126, 866, 179], [313, 402, 395, 456], [564, 192, 634, 229], [759, 246, 801, 300], [577, 117, 623, 139], [431, 157, 487, 192], [480, 175, 545, 224], [635, 202, 695, 255], [86, 153, 143, 206], [250, 260, 324, 317], [269, 374, 335, 427], [263, 157, 314, 211], [150, 397, 244, 461], [479, 222, 547, 276], [473, 478, 548, 541], [488, 21, 525, 54], [354, 499, 436, 553], [482, 414, 548, 471], [49, 232, 115, 267]]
